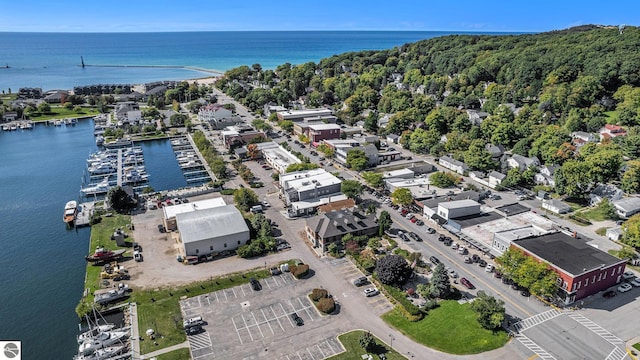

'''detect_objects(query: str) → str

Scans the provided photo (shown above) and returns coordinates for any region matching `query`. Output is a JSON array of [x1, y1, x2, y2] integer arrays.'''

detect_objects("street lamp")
[[389, 334, 395, 348]]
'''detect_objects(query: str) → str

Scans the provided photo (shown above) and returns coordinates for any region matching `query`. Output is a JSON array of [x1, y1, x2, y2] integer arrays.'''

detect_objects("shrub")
[[317, 297, 336, 314], [382, 284, 423, 321], [290, 264, 309, 278], [220, 189, 235, 195], [311, 288, 328, 301], [423, 299, 439, 311]]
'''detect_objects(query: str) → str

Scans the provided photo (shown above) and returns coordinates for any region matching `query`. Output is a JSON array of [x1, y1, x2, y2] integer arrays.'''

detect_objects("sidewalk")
[[139, 341, 190, 359]]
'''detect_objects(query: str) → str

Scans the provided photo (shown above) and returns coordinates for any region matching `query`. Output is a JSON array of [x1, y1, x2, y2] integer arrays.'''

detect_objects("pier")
[[81, 145, 149, 197], [170, 135, 214, 186], [116, 149, 123, 186], [80, 63, 224, 75], [75, 202, 95, 227]]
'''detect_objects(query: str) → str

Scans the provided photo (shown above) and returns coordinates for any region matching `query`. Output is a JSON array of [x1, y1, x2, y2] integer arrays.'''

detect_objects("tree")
[[341, 180, 363, 199], [429, 171, 460, 188], [496, 248, 558, 298], [375, 254, 412, 285], [470, 291, 506, 330], [37, 102, 51, 113], [359, 332, 375, 352], [106, 186, 135, 213], [361, 171, 384, 188], [623, 214, 640, 248], [246, 143, 260, 160], [317, 143, 335, 158], [464, 139, 496, 171], [233, 188, 259, 212], [390, 188, 413, 207], [428, 263, 451, 299], [346, 149, 369, 171], [170, 113, 188, 126], [279, 120, 294, 133], [555, 160, 593, 199], [622, 160, 640, 193], [378, 210, 392, 236], [364, 111, 379, 133]]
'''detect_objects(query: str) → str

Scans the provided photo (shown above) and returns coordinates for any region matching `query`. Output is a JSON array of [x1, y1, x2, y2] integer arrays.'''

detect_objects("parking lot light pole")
[[389, 334, 394, 348]]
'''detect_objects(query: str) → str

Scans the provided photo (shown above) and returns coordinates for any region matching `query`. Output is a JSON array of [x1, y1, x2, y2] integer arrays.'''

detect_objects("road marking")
[[394, 220, 534, 317], [231, 317, 243, 344], [605, 347, 629, 360], [514, 333, 556, 360], [316, 344, 326, 358], [214, 291, 219, 303], [512, 309, 563, 333], [567, 313, 625, 345], [223, 289, 228, 302], [251, 312, 265, 338], [240, 284, 246, 296], [296, 352, 303, 360], [261, 308, 275, 335], [298, 297, 314, 321], [231, 287, 237, 298], [270, 305, 286, 332], [527, 354, 539, 360], [306, 347, 315, 360], [272, 275, 279, 286], [241, 314, 254, 341], [265, 278, 272, 289]]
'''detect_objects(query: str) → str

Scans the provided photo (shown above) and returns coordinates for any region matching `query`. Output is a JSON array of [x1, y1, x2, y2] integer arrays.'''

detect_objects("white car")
[[630, 278, 640, 287], [485, 264, 494, 273], [618, 283, 633, 293], [363, 287, 379, 297]]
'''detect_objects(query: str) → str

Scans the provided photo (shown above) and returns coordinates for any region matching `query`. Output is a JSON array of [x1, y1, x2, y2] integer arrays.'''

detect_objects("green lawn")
[[382, 301, 509, 355], [156, 348, 191, 360], [633, 342, 640, 351], [580, 205, 615, 222], [604, 110, 620, 123], [28, 106, 100, 121], [595, 227, 609, 236], [327, 330, 405, 360]]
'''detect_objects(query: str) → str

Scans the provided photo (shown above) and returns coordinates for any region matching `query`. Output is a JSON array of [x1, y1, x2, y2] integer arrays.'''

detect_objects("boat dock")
[[75, 202, 95, 227], [170, 135, 214, 186], [116, 149, 123, 186], [81, 145, 149, 198]]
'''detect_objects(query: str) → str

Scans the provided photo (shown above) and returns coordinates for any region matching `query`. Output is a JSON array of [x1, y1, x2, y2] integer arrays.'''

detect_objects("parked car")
[[410, 217, 418, 223], [485, 264, 494, 273], [618, 283, 633, 293], [415, 219, 424, 226], [291, 312, 304, 326], [493, 271, 502, 278], [183, 316, 204, 329], [437, 234, 445, 241], [471, 254, 480, 263], [249, 278, 262, 291], [429, 256, 441, 265], [443, 238, 453, 246], [622, 271, 636, 280], [478, 259, 487, 267], [157, 224, 166, 233], [630, 278, 640, 287], [353, 276, 369, 287], [463, 256, 472, 264], [460, 277, 474, 289], [520, 289, 530, 297], [409, 232, 422, 242], [451, 243, 459, 250], [186, 325, 204, 336], [425, 227, 436, 234], [364, 287, 380, 297], [134, 251, 143, 262]]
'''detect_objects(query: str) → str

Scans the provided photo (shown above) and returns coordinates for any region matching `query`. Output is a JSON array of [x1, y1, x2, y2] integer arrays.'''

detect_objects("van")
[[458, 247, 467, 255], [183, 316, 204, 329], [250, 205, 263, 213], [451, 243, 459, 250]]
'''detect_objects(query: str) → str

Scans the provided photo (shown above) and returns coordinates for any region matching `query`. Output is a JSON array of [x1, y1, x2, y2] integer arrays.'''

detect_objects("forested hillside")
[[214, 25, 640, 199]]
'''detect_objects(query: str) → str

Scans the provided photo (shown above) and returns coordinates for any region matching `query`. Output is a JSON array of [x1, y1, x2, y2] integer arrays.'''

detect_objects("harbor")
[[170, 136, 214, 186], [81, 145, 150, 198]]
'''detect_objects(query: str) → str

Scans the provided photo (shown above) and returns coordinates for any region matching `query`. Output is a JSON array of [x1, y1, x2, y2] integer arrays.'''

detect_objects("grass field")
[[28, 106, 101, 121], [382, 300, 509, 355], [327, 330, 405, 360], [604, 110, 620, 123], [156, 348, 191, 360]]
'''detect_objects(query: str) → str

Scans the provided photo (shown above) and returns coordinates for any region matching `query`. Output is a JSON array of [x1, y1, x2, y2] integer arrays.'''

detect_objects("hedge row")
[[290, 264, 309, 278], [382, 284, 424, 321]]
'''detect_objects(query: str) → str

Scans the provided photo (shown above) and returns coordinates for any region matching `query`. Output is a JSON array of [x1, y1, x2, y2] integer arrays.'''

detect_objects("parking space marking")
[[231, 317, 244, 345], [240, 314, 255, 341], [270, 306, 286, 331], [214, 291, 219, 303], [240, 284, 246, 296], [261, 309, 275, 335], [231, 287, 237, 298], [193, 351, 215, 360], [223, 288, 228, 302], [198, 296, 202, 308], [297, 297, 314, 321], [567, 313, 625, 346], [306, 347, 315, 360], [251, 312, 265, 338], [316, 344, 325, 358], [264, 278, 272, 289], [188, 331, 213, 350]]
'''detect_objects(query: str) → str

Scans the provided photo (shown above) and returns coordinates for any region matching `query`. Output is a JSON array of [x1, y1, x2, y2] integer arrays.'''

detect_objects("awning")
[[431, 214, 447, 225]]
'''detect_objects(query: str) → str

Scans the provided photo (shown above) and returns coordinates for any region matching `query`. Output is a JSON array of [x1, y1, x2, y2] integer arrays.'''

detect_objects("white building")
[[176, 205, 250, 257], [542, 199, 571, 214], [507, 154, 540, 170], [262, 145, 302, 174], [163, 197, 226, 231], [437, 199, 481, 220], [276, 108, 335, 122], [439, 156, 468, 174], [612, 197, 640, 218]]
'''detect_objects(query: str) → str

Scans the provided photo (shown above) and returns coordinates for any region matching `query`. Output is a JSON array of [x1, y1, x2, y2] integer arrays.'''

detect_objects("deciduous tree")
[[375, 254, 412, 286], [470, 291, 506, 330], [391, 188, 413, 207]]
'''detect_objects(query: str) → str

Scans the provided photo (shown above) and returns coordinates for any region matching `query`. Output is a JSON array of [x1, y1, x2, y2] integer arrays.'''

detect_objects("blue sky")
[[0, 0, 637, 32]]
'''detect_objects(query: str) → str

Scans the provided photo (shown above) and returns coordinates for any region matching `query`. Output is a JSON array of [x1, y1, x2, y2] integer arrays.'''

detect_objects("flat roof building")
[[163, 197, 226, 231], [276, 108, 334, 122], [263, 146, 302, 174]]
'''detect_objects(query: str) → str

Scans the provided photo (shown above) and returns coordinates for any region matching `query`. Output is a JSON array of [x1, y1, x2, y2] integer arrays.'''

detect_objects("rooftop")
[[308, 123, 341, 131], [421, 191, 481, 210], [263, 146, 302, 170], [281, 169, 341, 192], [163, 197, 226, 220], [277, 108, 333, 119], [439, 199, 480, 210], [306, 209, 377, 239], [612, 197, 640, 212], [513, 232, 624, 276], [494, 203, 530, 217], [176, 205, 249, 244], [291, 193, 348, 211]]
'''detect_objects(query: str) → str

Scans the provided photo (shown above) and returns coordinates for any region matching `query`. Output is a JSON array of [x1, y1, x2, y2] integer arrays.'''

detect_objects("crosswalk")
[[567, 313, 625, 346], [512, 308, 563, 333], [605, 346, 629, 360], [514, 333, 557, 360], [189, 331, 213, 350]]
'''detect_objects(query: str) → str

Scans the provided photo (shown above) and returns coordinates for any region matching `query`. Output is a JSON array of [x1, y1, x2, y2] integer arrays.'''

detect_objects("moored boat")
[[64, 200, 78, 224], [81, 177, 112, 196]]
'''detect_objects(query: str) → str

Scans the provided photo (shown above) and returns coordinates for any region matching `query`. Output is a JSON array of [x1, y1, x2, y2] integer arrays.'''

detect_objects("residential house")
[[2, 111, 18, 122], [535, 165, 559, 187], [511, 233, 627, 304], [43, 90, 67, 103], [488, 171, 507, 188], [439, 156, 468, 174], [470, 170, 505, 190], [378, 114, 391, 129], [606, 226, 624, 241], [599, 124, 627, 140], [485, 144, 505, 160], [589, 184, 623, 206], [386, 134, 400, 144], [571, 131, 598, 147], [305, 209, 378, 253], [263, 103, 287, 117], [612, 197, 640, 218], [466, 109, 489, 125], [542, 199, 571, 214], [507, 154, 540, 171]]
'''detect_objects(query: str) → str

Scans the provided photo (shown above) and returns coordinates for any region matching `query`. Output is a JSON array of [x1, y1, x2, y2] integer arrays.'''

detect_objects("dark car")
[[429, 256, 441, 265], [133, 242, 142, 252], [438, 235, 445, 242], [502, 277, 512, 285], [460, 277, 474, 289], [249, 278, 262, 291], [511, 283, 520, 291], [603, 290, 617, 298], [520, 289, 530, 297], [472, 254, 480, 263], [409, 232, 422, 242], [157, 224, 166, 233], [425, 227, 435, 234], [291, 312, 304, 326], [443, 238, 453, 246], [186, 325, 204, 336], [415, 219, 424, 226], [353, 276, 369, 287], [478, 259, 487, 267], [494, 271, 503, 279]]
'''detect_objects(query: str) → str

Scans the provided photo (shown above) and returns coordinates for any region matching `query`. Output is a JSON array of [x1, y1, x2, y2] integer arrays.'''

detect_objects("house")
[[2, 111, 18, 122], [612, 197, 640, 218], [507, 154, 540, 170], [485, 144, 505, 160], [378, 114, 391, 129], [589, 184, 623, 206], [386, 134, 400, 144], [535, 165, 559, 187], [511, 233, 627, 304], [176, 205, 250, 258], [466, 110, 489, 125], [599, 124, 627, 140], [263, 103, 287, 117], [43, 90, 67, 103], [305, 210, 378, 253], [488, 171, 507, 188], [571, 131, 597, 143], [439, 156, 468, 175], [542, 199, 571, 214]]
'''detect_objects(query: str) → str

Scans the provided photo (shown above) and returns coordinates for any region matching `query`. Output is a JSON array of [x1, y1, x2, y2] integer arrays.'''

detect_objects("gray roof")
[[176, 205, 249, 244], [421, 191, 481, 210], [513, 233, 624, 276], [612, 197, 640, 212], [306, 210, 377, 239], [489, 171, 506, 180], [440, 156, 468, 169]]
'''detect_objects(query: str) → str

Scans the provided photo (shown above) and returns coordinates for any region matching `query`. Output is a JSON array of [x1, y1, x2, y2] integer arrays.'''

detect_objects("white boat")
[[64, 200, 78, 224], [74, 344, 127, 360], [1, 125, 9, 131], [23, 122, 33, 129], [95, 135, 105, 146], [77, 324, 116, 345], [123, 169, 148, 184], [88, 162, 116, 175], [10, 124, 17, 130], [81, 177, 111, 196], [77, 328, 130, 355], [103, 138, 133, 149], [54, 120, 63, 126]]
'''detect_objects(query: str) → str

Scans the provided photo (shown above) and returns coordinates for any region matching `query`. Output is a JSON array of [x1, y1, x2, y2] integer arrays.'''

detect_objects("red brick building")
[[308, 123, 341, 143], [511, 233, 626, 305]]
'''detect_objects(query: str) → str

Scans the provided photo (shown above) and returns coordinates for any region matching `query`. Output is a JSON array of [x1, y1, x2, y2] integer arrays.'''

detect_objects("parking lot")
[[328, 258, 394, 315], [180, 272, 347, 360]]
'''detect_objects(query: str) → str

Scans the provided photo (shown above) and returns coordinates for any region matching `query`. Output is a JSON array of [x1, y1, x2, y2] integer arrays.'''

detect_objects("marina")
[[81, 146, 150, 198], [170, 136, 213, 186]]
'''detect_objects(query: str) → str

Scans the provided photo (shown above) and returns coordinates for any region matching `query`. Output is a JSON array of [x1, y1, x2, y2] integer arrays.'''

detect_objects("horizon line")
[[0, 29, 536, 34]]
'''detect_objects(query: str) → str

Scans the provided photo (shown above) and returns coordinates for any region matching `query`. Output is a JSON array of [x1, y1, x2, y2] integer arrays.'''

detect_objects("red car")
[[401, 209, 409, 216], [410, 217, 418, 223], [460, 277, 475, 289]]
